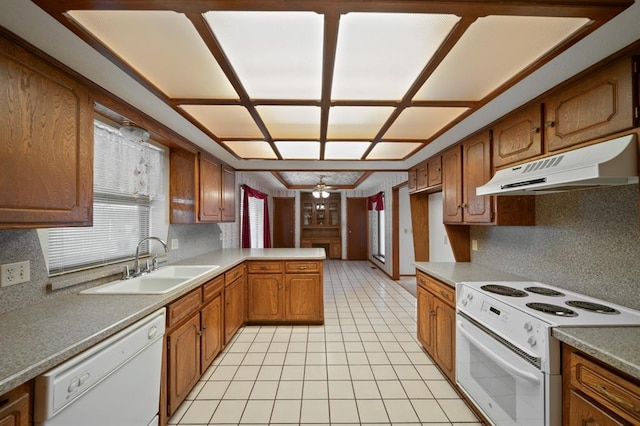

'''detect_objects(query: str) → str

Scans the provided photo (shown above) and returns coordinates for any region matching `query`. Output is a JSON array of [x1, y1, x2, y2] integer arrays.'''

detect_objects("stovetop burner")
[[526, 302, 578, 317], [481, 284, 528, 297], [566, 300, 620, 314], [524, 286, 565, 297]]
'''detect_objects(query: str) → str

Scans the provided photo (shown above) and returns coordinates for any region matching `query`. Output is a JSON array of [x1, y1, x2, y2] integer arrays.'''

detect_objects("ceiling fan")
[[312, 175, 333, 199]]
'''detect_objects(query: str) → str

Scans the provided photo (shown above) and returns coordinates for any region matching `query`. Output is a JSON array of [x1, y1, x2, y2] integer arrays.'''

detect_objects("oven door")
[[456, 313, 545, 426]]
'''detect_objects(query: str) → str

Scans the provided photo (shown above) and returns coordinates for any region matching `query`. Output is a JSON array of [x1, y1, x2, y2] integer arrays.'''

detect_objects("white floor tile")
[[301, 399, 329, 423], [357, 399, 390, 423], [327, 365, 351, 380], [179, 400, 218, 424], [439, 398, 480, 422], [233, 365, 260, 381], [348, 365, 375, 380], [271, 399, 301, 423], [383, 399, 419, 423], [377, 380, 407, 399], [304, 365, 328, 380], [329, 399, 359, 423], [426, 379, 459, 398], [249, 380, 278, 399], [256, 365, 282, 381], [239, 399, 274, 424], [222, 381, 254, 399], [281, 365, 305, 380], [209, 400, 246, 424], [411, 398, 450, 423], [328, 380, 355, 399], [303, 380, 328, 399], [276, 380, 303, 399]]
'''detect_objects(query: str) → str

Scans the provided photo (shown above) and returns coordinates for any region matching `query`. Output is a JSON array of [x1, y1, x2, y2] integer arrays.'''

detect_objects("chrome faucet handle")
[[122, 265, 133, 280], [144, 259, 152, 273], [151, 256, 159, 271]]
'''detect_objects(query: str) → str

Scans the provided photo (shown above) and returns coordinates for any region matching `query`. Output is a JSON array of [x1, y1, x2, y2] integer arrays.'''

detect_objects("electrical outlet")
[[1, 261, 31, 287], [171, 238, 179, 250], [471, 240, 478, 251]]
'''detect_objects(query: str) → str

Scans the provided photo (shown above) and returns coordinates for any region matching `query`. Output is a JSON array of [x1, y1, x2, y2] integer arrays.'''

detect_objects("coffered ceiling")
[[29, 0, 632, 170]]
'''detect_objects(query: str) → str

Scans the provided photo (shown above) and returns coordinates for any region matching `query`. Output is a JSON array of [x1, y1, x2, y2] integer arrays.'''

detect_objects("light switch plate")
[[171, 239, 179, 250]]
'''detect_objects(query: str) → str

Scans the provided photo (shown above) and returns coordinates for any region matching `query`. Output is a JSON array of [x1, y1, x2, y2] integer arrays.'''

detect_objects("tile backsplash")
[[471, 184, 640, 310]]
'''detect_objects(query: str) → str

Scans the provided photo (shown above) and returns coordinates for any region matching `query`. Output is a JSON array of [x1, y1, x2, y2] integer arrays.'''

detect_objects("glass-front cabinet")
[[300, 193, 341, 258]]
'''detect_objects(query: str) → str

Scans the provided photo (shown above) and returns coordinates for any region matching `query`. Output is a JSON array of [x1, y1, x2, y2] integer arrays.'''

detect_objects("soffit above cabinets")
[[36, 0, 630, 164]]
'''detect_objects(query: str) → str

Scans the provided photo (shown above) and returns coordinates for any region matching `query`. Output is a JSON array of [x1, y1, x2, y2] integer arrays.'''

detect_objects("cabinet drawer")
[[248, 261, 283, 273], [225, 264, 245, 284], [568, 348, 640, 424], [203, 275, 224, 302], [167, 289, 202, 328], [420, 273, 455, 307], [285, 261, 320, 273]]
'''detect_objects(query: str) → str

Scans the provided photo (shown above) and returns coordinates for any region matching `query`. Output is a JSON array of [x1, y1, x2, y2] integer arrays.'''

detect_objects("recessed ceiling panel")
[[332, 13, 459, 100], [280, 171, 365, 186], [327, 106, 395, 139], [205, 11, 323, 99], [324, 142, 371, 160], [68, 10, 237, 99], [384, 107, 469, 139], [366, 142, 422, 160], [275, 141, 320, 160], [256, 106, 321, 139], [223, 141, 277, 159], [414, 15, 590, 101], [180, 105, 263, 138]]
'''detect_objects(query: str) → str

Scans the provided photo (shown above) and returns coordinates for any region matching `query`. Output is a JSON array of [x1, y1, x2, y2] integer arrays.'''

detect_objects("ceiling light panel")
[[327, 106, 395, 139], [180, 105, 263, 138], [256, 106, 321, 139], [68, 10, 237, 99], [324, 142, 371, 160], [275, 141, 320, 160], [366, 142, 422, 160], [205, 11, 323, 99], [414, 15, 590, 101], [223, 141, 277, 159], [332, 13, 459, 100], [384, 107, 469, 139]]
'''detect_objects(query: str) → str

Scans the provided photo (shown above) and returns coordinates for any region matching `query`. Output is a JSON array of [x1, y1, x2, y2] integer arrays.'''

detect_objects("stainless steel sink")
[[80, 265, 220, 295]]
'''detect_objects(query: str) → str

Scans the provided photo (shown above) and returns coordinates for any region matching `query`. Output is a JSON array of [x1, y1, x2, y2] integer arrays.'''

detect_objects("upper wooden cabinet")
[[408, 156, 442, 194], [427, 156, 442, 187], [492, 103, 544, 168], [408, 169, 417, 192], [169, 149, 235, 224], [545, 56, 635, 153], [0, 36, 93, 229], [462, 134, 492, 224], [416, 163, 429, 190]]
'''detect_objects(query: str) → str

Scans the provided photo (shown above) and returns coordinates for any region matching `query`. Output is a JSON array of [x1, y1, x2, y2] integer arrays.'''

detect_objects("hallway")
[[168, 260, 481, 425]]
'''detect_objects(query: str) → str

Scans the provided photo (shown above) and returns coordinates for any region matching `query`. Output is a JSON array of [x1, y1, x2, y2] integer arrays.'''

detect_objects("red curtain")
[[367, 192, 384, 211], [241, 185, 272, 248]]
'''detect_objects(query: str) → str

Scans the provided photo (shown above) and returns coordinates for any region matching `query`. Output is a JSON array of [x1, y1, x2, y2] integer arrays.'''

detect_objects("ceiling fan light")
[[312, 189, 320, 198]]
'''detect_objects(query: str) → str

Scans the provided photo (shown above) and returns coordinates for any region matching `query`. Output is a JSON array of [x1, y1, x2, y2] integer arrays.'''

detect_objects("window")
[[377, 207, 386, 260], [46, 121, 167, 275], [369, 192, 385, 262], [241, 190, 265, 248]]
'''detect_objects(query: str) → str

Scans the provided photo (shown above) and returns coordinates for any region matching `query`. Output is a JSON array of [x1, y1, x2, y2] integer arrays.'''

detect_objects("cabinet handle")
[[197, 330, 202, 337], [456, 203, 461, 209], [462, 203, 468, 209], [595, 384, 640, 414], [545, 120, 556, 128], [531, 127, 540, 133]]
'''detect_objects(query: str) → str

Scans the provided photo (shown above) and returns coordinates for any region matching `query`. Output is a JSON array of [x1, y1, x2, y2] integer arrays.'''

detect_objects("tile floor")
[[168, 260, 481, 425]]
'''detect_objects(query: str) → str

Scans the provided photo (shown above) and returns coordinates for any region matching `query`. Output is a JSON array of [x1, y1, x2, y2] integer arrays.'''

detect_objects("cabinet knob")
[[545, 120, 556, 128], [531, 127, 540, 133]]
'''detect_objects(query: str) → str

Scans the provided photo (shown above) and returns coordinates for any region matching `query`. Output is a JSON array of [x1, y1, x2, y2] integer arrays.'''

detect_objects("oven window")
[[470, 344, 517, 421]]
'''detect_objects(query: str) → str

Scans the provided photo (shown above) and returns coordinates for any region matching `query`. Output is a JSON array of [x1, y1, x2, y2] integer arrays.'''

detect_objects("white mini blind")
[[48, 122, 166, 275]]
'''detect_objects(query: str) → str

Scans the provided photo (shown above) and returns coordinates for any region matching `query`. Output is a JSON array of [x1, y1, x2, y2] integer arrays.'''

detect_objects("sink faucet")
[[133, 236, 169, 276]]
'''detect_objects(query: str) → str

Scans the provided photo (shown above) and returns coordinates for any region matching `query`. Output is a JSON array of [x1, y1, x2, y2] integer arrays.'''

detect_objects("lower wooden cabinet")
[[167, 312, 201, 416], [224, 265, 246, 344], [0, 382, 30, 426], [563, 345, 640, 425], [416, 270, 456, 382], [247, 261, 323, 324]]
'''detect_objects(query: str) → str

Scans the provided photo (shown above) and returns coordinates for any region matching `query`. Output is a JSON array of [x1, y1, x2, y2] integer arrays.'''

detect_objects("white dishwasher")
[[34, 308, 166, 426]]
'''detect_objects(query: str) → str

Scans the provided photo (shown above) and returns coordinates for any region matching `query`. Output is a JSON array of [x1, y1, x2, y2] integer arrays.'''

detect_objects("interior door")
[[346, 197, 368, 260], [273, 197, 295, 248]]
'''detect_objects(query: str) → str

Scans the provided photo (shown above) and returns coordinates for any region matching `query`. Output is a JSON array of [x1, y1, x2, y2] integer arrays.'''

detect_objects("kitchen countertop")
[[0, 248, 324, 395], [553, 326, 640, 379], [415, 261, 640, 381]]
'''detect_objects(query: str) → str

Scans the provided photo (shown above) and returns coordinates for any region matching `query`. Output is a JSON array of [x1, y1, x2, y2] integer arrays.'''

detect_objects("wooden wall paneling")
[[409, 193, 429, 262]]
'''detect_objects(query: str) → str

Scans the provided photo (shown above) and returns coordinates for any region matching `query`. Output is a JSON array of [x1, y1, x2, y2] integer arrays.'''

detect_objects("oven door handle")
[[457, 322, 540, 385]]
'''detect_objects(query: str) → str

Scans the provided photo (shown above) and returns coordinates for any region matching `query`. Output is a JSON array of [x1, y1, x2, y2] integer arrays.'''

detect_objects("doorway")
[[346, 197, 368, 260], [273, 197, 295, 248]]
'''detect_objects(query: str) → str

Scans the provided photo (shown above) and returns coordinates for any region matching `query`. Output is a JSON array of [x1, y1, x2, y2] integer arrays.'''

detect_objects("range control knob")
[[524, 322, 533, 332], [527, 336, 537, 347], [461, 299, 468, 307], [467, 293, 473, 301]]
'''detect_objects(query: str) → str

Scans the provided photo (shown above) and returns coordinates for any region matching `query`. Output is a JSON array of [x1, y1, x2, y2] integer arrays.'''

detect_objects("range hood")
[[476, 134, 639, 196]]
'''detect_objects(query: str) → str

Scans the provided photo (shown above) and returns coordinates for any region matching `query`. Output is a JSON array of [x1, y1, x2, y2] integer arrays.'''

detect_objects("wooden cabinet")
[[428, 156, 442, 187], [165, 276, 225, 417], [546, 57, 635, 153], [493, 103, 544, 168], [224, 264, 245, 343], [416, 271, 455, 382], [301, 192, 341, 259], [0, 383, 30, 426], [247, 260, 323, 324], [563, 345, 640, 425], [169, 150, 235, 224], [416, 163, 429, 190], [408, 169, 417, 192], [408, 156, 442, 194], [442, 144, 464, 223], [0, 35, 93, 229]]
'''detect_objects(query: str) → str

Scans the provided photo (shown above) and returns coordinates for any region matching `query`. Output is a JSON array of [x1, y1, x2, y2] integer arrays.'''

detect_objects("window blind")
[[48, 122, 166, 275]]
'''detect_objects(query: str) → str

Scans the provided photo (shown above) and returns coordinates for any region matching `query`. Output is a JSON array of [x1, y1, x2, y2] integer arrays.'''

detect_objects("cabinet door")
[[416, 164, 429, 190], [442, 145, 463, 224], [408, 168, 417, 192], [463, 133, 492, 223], [428, 156, 442, 186], [247, 274, 283, 321], [167, 314, 201, 415], [285, 273, 322, 322], [198, 153, 222, 222], [329, 241, 341, 259], [224, 277, 245, 343], [433, 297, 456, 382], [200, 295, 223, 373], [221, 165, 235, 222], [416, 284, 433, 355], [567, 389, 625, 426], [546, 57, 634, 152], [0, 384, 30, 426], [169, 149, 196, 224], [493, 103, 544, 168], [0, 37, 93, 228]]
